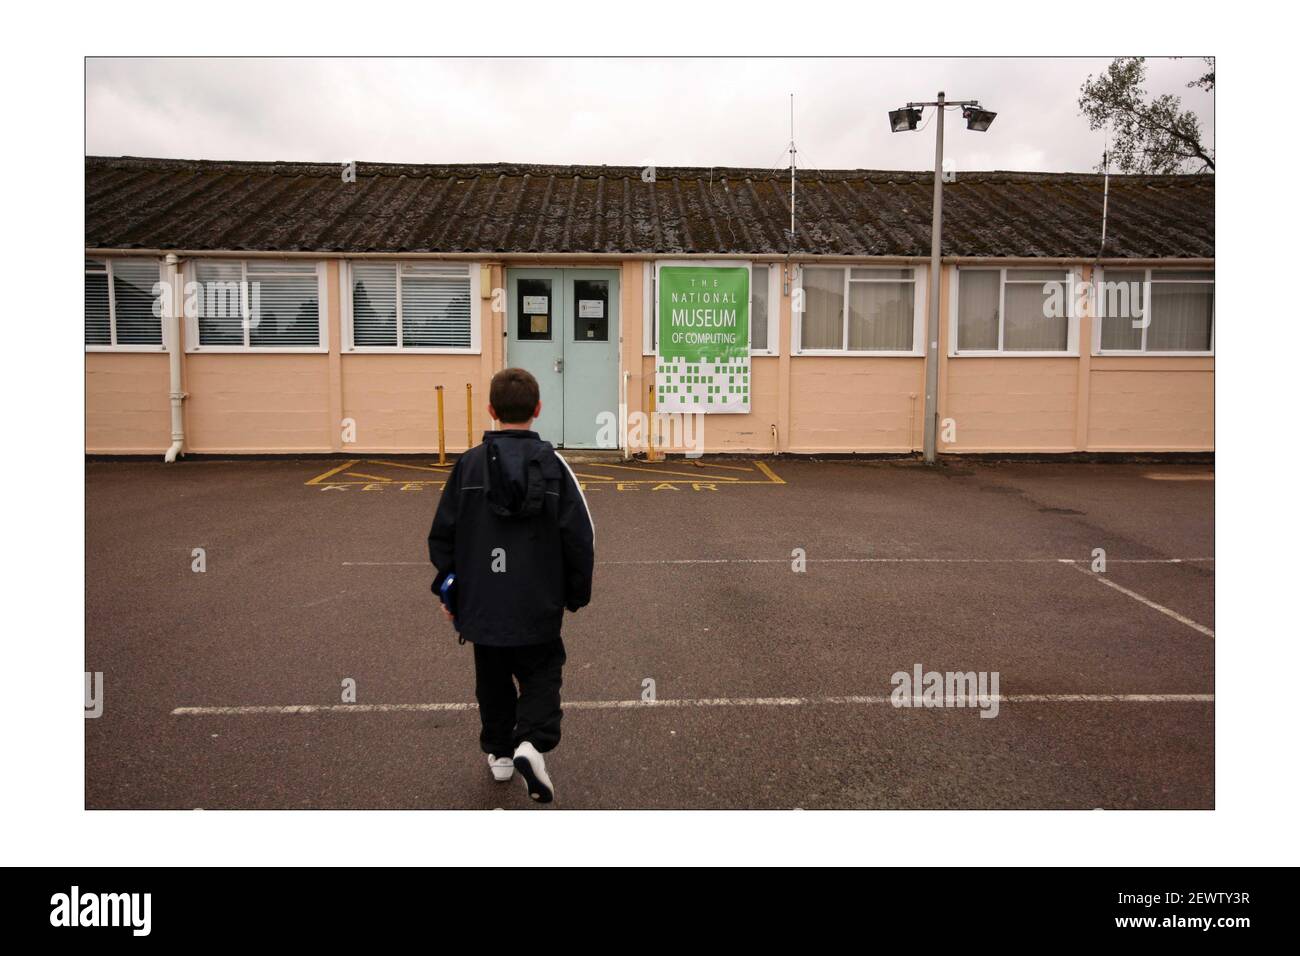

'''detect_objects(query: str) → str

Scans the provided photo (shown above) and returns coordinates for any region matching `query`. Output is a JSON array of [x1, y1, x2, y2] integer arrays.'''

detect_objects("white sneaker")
[[487, 754, 514, 782], [512, 741, 554, 803]]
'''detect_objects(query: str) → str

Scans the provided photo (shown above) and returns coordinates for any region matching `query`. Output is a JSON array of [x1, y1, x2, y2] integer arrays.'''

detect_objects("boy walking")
[[428, 368, 595, 803]]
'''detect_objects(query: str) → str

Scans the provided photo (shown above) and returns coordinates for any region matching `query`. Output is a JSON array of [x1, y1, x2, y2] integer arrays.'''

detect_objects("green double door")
[[505, 268, 620, 448]]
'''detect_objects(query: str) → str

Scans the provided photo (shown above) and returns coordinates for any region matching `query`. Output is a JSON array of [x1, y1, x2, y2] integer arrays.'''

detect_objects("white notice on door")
[[578, 299, 604, 319], [523, 295, 548, 314]]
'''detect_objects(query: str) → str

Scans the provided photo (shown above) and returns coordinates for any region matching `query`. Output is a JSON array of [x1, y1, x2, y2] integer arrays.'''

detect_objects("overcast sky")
[[85, 57, 1214, 174]]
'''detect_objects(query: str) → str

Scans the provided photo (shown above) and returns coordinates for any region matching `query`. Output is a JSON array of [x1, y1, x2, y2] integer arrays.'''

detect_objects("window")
[[954, 267, 1074, 354], [644, 265, 656, 353], [85, 257, 164, 349], [751, 264, 772, 353], [189, 259, 324, 351], [797, 266, 921, 353], [572, 279, 609, 342], [516, 276, 553, 342], [1096, 268, 1213, 354], [348, 262, 475, 351]]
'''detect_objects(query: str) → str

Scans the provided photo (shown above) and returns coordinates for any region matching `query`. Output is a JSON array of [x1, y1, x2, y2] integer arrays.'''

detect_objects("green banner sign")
[[656, 265, 750, 414]]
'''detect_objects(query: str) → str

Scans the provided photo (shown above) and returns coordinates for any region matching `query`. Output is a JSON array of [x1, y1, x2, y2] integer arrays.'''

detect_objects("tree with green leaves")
[[1079, 57, 1214, 174]]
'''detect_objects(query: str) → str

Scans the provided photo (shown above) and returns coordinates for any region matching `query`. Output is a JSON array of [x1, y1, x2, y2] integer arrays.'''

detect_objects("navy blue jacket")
[[428, 430, 595, 646]]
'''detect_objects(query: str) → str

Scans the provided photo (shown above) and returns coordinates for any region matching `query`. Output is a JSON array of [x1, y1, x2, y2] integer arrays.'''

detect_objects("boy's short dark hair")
[[490, 367, 541, 424]]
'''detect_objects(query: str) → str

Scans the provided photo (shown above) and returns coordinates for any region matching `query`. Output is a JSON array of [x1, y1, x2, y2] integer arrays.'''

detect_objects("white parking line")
[[1065, 562, 1214, 637], [172, 693, 1214, 716], [599, 557, 1214, 566], [343, 557, 1214, 567]]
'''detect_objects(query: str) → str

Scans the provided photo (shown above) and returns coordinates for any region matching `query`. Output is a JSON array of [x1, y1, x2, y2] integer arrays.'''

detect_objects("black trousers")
[[472, 638, 566, 756]]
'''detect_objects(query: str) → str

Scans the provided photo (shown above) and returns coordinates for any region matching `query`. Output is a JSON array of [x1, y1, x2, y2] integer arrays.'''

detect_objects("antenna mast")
[[1098, 142, 1111, 259], [789, 93, 796, 254]]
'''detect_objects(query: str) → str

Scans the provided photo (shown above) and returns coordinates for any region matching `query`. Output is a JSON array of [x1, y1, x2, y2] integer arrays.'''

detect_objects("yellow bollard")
[[466, 382, 474, 450], [646, 381, 657, 462], [435, 384, 447, 466]]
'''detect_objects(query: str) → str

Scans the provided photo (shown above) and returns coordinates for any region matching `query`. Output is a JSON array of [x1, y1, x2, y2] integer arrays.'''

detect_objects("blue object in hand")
[[439, 573, 459, 630]]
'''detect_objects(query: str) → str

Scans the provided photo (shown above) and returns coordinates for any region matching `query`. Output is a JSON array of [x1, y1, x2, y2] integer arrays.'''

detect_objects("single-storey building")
[[84, 156, 1213, 457]]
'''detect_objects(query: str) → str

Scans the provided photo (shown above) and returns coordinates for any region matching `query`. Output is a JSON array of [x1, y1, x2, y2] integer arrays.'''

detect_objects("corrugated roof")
[[85, 156, 1214, 259]]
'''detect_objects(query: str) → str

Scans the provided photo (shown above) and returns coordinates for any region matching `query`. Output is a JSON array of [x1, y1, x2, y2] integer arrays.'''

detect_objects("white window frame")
[[343, 260, 482, 354], [643, 262, 654, 355], [644, 260, 777, 357], [1091, 266, 1215, 357], [748, 263, 779, 356], [85, 257, 168, 353], [794, 264, 927, 356], [949, 265, 1082, 357], [183, 258, 328, 353]]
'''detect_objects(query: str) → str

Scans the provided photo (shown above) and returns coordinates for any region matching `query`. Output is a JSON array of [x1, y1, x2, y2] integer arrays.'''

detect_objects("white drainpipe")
[[621, 370, 630, 461], [164, 253, 186, 462]]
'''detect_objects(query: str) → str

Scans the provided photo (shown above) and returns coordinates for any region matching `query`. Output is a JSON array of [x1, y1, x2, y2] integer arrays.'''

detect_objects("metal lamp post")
[[890, 92, 996, 463]]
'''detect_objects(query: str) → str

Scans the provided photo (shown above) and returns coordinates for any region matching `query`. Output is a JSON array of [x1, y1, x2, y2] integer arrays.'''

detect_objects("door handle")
[[554, 358, 563, 373]]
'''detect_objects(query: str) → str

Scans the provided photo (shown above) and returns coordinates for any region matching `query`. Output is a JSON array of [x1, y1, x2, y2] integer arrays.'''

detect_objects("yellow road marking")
[[369, 459, 453, 473], [306, 459, 785, 488], [679, 461, 757, 472], [587, 462, 742, 482], [305, 460, 360, 485]]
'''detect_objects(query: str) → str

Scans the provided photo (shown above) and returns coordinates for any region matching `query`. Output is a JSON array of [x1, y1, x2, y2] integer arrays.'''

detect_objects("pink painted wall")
[[1087, 358, 1214, 451], [788, 357, 924, 453], [83, 257, 1214, 456], [184, 353, 332, 453], [941, 358, 1079, 453], [85, 352, 171, 454], [341, 353, 485, 453], [630, 262, 921, 454], [931, 264, 1213, 455]]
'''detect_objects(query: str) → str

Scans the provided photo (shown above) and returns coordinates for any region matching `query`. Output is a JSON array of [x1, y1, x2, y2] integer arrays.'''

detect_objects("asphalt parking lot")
[[85, 455, 1214, 809]]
